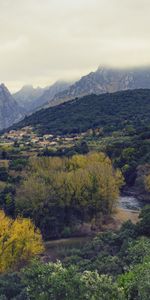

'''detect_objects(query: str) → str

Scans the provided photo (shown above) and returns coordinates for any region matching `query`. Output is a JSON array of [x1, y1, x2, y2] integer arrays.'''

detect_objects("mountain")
[[13, 67, 150, 113], [13, 81, 73, 113], [11, 89, 150, 135], [0, 84, 24, 130], [31, 81, 73, 111], [47, 67, 150, 107], [13, 85, 47, 112]]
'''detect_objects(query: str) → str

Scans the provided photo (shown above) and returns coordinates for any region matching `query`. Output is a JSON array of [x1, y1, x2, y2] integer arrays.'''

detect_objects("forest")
[[10, 89, 150, 135]]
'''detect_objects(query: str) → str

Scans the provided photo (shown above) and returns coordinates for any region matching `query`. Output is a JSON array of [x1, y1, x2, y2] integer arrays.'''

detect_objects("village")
[[0, 126, 87, 151]]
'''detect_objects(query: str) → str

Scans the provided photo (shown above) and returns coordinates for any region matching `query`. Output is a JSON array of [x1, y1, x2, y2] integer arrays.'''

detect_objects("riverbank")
[[42, 208, 139, 262], [41, 194, 142, 262], [100, 207, 139, 232], [114, 207, 139, 225], [42, 207, 140, 262]]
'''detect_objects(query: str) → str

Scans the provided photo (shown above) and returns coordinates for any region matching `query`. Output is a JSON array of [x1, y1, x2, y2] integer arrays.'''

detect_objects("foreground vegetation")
[[0, 205, 150, 299]]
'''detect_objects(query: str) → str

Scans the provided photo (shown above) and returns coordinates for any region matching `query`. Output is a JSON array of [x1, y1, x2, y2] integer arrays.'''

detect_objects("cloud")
[[0, 0, 150, 91]]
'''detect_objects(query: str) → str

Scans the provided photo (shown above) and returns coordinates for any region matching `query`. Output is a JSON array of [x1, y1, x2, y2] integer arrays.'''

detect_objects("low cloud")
[[0, 0, 150, 91]]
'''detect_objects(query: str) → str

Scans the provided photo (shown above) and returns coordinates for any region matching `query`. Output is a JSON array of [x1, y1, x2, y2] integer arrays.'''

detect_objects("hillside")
[[0, 84, 24, 130], [11, 89, 150, 135], [46, 67, 150, 107]]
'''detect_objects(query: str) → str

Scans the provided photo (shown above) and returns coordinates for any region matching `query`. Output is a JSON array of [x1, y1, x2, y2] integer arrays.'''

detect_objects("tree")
[[15, 153, 123, 239], [144, 174, 150, 192], [0, 273, 26, 300], [23, 260, 125, 300], [0, 211, 44, 273], [122, 237, 150, 267], [119, 260, 150, 300], [4, 193, 15, 217], [136, 205, 150, 236]]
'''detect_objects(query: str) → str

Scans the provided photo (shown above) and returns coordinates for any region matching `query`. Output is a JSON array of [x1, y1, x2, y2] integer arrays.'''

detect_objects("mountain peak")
[[47, 66, 150, 108], [0, 83, 24, 130], [20, 85, 34, 91], [0, 83, 9, 92]]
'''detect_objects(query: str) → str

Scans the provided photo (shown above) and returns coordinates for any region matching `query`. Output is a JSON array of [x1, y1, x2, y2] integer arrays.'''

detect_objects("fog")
[[0, 0, 150, 91]]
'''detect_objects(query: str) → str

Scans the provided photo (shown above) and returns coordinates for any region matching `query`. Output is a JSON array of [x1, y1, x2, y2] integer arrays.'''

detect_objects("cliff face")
[[47, 67, 150, 107], [13, 85, 45, 112], [13, 81, 72, 113], [0, 84, 24, 130], [30, 81, 72, 112]]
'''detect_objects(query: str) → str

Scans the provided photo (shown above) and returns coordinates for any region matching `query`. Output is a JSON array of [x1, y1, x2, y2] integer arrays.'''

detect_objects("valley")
[[1, 71, 150, 300], [1, 0, 150, 297]]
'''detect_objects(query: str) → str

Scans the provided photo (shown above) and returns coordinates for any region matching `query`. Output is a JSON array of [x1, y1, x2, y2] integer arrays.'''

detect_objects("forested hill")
[[11, 89, 150, 135]]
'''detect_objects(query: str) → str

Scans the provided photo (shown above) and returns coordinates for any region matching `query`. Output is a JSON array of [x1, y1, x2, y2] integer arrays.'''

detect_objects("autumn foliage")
[[16, 152, 123, 239], [0, 211, 44, 273]]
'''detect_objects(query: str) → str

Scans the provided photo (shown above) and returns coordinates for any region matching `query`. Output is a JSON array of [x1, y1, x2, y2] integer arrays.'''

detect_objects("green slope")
[[11, 89, 150, 135]]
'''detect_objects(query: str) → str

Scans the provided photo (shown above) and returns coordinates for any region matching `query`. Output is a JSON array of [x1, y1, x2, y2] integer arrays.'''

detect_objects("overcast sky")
[[0, 0, 150, 92]]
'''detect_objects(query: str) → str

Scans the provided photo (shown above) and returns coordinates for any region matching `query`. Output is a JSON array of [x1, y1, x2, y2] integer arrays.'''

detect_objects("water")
[[44, 237, 91, 262], [119, 195, 143, 211], [43, 195, 143, 261]]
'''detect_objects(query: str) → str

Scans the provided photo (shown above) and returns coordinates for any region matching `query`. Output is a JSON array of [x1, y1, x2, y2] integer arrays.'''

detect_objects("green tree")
[[137, 205, 150, 236], [119, 260, 150, 300], [23, 261, 125, 300]]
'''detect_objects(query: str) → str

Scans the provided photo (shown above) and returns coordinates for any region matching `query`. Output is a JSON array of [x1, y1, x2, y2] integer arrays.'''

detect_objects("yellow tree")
[[144, 174, 150, 193], [15, 152, 124, 238], [0, 210, 44, 273]]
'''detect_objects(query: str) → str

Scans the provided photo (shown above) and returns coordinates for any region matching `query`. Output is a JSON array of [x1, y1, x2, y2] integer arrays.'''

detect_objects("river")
[[119, 195, 143, 211], [43, 194, 144, 261]]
